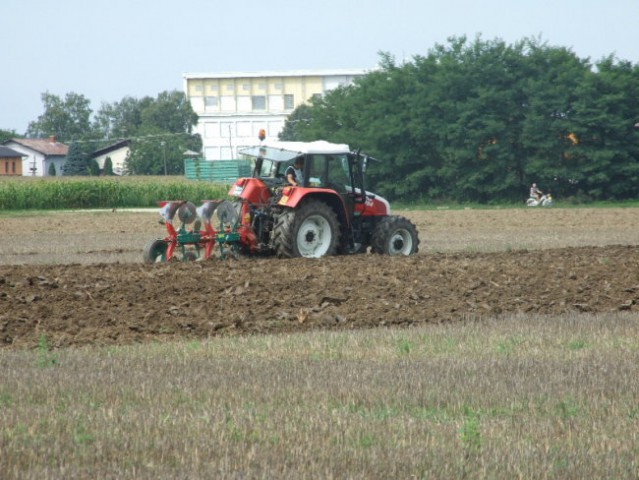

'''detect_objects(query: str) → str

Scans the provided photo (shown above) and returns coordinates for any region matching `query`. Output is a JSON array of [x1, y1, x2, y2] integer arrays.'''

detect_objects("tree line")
[[1, 90, 201, 176], [281, 36, 639, 203]]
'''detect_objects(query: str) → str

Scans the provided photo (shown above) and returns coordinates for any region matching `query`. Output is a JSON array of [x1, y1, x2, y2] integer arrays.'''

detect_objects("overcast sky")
[[2, 0, 638, 134]]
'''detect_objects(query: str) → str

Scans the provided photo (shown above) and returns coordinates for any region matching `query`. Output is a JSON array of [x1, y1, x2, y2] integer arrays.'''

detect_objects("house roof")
[[0, 145, 24, 158], [4, 138, 68, 156], [91, 139, 131, 158]]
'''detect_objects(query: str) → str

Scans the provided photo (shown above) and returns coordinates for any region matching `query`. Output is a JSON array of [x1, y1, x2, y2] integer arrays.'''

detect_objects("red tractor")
[[143, 141, 419, 262]]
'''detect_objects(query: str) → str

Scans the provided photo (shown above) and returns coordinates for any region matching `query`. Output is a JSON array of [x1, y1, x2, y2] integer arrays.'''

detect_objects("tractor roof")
[[239, 140, 350, 163]]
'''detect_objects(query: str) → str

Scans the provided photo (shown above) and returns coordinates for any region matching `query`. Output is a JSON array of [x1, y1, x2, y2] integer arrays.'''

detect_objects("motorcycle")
[[527, 193, 553, 207], [526, 193, 553, 207]]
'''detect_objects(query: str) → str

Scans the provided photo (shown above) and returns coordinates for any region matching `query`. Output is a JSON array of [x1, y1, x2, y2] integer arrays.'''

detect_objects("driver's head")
[[294, 157, 304, 168]]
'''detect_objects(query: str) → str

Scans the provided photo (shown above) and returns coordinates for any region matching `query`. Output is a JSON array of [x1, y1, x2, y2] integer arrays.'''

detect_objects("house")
[[2, 136, 68, 176], [91, 139, 131, 175], [182, 68, 369, 160], [0, 145, 25, 176]]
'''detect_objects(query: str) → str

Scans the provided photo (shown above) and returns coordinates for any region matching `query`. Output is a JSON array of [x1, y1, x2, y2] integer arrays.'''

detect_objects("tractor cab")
[[241, 141, 355, 189], [238, 141, 385, 214]]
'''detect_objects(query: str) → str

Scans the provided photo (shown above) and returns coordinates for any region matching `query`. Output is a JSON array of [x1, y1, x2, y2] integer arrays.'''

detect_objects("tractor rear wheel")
[[143, 239, 168, 263], [371, 216, 419, 256], [272, 200, 340, 258]]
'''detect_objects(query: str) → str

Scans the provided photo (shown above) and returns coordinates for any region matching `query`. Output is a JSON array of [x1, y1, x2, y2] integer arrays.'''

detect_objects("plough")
[[143, 200, 245, 262]]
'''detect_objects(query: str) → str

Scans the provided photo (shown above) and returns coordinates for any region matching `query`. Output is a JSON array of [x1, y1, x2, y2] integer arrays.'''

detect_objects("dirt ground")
[[1, 207, 638, 349]]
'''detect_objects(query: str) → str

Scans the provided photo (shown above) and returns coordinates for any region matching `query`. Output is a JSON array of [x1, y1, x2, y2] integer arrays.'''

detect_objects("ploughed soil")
[[1, 208, 638, 350]]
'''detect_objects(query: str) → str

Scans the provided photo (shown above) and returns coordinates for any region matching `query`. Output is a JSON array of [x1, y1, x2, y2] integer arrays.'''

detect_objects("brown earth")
[[1, 208, 638, 350]]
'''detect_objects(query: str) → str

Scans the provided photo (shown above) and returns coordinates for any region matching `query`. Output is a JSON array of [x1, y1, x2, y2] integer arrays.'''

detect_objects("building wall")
[[94, 147, 130, 175], [44, 157, 66, 176], [184, 69, 367, 160], [3, 141, 45, 176], [0, 157, 22, 176]]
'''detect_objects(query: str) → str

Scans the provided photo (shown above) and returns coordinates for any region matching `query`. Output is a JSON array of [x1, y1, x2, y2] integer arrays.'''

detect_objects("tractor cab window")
[[308, 154, 352, 192], [257, 158, 276, 178]]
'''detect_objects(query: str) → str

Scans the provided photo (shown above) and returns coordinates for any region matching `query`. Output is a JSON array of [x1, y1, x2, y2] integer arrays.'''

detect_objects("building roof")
[[0, 145, 24, 158], [4, 137, 68, 156], [91, 139, 131, 158], [183, 68, 371, 80]]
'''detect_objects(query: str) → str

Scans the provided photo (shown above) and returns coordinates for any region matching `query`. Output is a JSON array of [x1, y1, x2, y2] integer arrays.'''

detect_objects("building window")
[[208, 84, 218, 92], [273, 82, 283, 91], [204, 96, 219, 108], [220, 96, 236, 112], [237, 96, 251, 112], [269, 95, 283, 111], [12, 161, 16, 173], [237, 122, 252, 137], [204, 122, 220, 138], [284, 94, 295, 110], [252, 95, 266, 110], [220, 147, 233, 159], [226, 83, 235, 92], [220, 122, 234, 138], [4, 162, 8, 174], [194, 83, 203, 93], [258, 83, 267, 90], [242, 83, 251, 91]]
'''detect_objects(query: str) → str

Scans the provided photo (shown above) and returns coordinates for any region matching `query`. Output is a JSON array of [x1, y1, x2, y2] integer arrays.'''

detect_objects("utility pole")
[[161, 141, 167, 175]]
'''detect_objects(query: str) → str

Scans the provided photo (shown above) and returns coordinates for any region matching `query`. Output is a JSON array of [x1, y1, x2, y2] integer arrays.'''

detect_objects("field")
[[1, 207, 639, 349], [1, 207, 639, 478]]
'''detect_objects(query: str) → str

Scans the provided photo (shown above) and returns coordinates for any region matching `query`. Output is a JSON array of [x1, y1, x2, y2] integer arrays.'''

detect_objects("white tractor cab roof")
[[239, 141, 351, 163]]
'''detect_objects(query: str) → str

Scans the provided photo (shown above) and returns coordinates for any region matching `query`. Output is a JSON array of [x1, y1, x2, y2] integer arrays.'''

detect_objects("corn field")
[[0, 176, 231, 210]]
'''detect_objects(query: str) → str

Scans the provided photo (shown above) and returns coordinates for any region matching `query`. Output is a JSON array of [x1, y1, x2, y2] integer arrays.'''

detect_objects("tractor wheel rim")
[[389, 229, 413, 255], [297, 215, 331, 258]]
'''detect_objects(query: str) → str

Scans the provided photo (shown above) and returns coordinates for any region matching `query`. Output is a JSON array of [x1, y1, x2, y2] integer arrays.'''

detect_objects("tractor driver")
[[286, 157, 304, 186]]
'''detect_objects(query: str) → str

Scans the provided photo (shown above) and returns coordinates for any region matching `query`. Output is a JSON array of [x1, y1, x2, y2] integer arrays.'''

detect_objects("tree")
[[88, 158, 100, 176], [289, 37, 639, 203], [279, 104, 313, 141], [103, 157, 114, 176], [26, 92, 92, 142], [96, 90, 201, 175], [63, 143, 89, 176], [0, 129, 20, 143], [125, 127, 200, 175], [569, 57, 639, 199], [141, 90, 198, 134]]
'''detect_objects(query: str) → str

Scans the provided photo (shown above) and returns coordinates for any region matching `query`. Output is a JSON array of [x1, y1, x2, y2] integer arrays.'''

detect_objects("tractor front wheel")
[[371, 216, 419, 256], [143, 239, 168, 263], [272, 200, 340, 258]]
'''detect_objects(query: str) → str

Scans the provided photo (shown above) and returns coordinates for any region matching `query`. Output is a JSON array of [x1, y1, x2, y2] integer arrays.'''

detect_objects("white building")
[[91, 140, 131, 175], [2, 137, 68, 176], [183, 69, 368, 160]]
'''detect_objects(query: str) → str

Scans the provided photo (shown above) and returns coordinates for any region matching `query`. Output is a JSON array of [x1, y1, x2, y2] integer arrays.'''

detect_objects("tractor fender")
[[278, 188, 350, 227]]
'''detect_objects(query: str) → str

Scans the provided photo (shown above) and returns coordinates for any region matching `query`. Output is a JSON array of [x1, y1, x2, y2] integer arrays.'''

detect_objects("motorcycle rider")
[[529, 183, 543, 200]]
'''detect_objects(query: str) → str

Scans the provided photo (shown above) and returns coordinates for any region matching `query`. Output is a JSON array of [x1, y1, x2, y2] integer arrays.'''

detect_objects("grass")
[[1, 312, 638, 479]]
